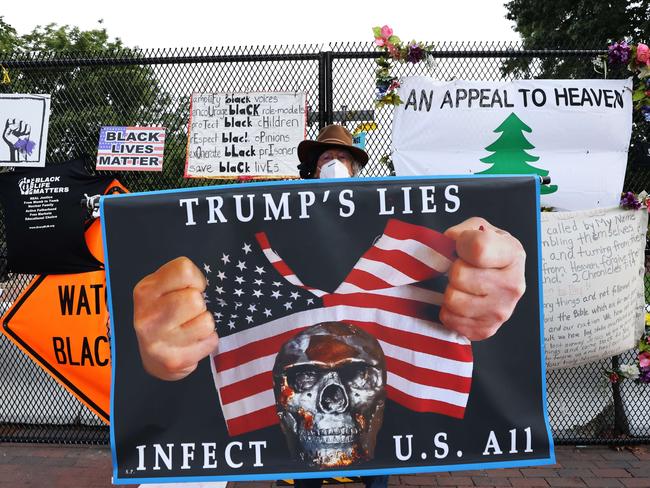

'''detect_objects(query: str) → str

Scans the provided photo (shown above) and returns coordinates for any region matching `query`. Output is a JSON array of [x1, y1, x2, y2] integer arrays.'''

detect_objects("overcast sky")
[[1, 0, 520, 49]]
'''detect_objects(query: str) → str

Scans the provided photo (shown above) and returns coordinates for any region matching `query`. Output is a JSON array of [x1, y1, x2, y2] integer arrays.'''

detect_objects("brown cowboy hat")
[[297, 125, 369, 178]]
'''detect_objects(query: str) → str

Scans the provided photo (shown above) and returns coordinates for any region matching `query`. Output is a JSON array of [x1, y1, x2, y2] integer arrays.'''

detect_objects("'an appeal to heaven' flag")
[[102, 175, 553, 484], [391, 77, 633, 211]]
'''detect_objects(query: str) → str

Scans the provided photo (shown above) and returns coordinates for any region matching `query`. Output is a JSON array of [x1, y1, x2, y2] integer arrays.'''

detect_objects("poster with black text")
[[102, 175, 554, 484]]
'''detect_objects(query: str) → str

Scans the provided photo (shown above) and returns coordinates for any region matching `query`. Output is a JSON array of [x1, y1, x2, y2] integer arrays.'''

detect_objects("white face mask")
[[319, 159, 350, 179]]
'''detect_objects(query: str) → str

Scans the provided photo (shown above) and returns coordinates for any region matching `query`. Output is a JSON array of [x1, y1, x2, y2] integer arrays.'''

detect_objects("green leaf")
[[388, 35, 401, 45], [376, 56, 390, 66], [386, 92, 403, 106], [372, 27, 382, 38]]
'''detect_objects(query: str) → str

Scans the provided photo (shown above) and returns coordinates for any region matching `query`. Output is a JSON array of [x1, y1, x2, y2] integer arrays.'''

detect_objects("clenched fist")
[[133, 257, 219, 381], [441, 217, 526, 341]]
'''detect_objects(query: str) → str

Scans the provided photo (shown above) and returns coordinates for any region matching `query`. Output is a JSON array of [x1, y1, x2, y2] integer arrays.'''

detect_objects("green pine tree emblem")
[[477, 112, 557, 194]]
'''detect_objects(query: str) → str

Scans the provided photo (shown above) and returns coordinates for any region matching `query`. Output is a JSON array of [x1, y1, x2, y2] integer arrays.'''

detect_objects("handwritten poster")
[[96, 126, 166, 171], [0, 94, 51, 168], [185, 92, 306, 179], [541, 207, 648, 369], [391, 77, 633, 210]]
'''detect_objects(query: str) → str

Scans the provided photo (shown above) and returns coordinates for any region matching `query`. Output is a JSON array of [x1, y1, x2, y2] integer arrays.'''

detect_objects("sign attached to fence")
[[96, 126, 166, 171], [391, 77, 633, 210], [185, 92, 307, 179], [0, 179, 127, 424], [102, 175, 553, 484], [0, 94, 51, 168], [1, 219, 112, 423], [541, 207, 647, 369], [0, 158, 114, 275]]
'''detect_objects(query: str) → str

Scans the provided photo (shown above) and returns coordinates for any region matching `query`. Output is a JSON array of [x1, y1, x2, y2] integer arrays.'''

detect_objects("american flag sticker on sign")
[[96, 126, 166, 171]]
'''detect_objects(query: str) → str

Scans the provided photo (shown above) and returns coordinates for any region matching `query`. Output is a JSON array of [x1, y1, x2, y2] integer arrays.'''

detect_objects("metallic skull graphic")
[[272, 321, 386, 467]]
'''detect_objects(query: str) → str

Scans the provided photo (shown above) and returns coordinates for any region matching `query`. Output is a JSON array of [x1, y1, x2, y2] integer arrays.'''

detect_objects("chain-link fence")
[[0, 41, 648, 445]]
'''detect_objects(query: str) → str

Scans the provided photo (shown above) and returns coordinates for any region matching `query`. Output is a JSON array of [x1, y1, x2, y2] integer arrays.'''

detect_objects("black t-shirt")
[[0, 158, 113, 274]]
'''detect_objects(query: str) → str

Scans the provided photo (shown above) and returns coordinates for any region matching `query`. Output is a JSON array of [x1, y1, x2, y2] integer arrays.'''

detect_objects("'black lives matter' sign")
[[96, 126, 166, 172], [186, 92, 306, 179]]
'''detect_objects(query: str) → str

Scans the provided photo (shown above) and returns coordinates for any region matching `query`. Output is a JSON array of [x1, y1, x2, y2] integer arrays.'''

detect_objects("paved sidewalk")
[[0, 444, 648, 487]]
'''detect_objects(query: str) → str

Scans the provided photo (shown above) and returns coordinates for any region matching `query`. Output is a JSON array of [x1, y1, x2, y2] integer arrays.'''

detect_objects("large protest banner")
[[186, 92, 306, 179], [102, 175, 553, 484], [391, 78, 632, 210]]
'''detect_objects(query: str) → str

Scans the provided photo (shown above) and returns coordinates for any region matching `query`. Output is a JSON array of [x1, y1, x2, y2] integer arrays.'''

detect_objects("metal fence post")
[[318, 49, 333, 129]]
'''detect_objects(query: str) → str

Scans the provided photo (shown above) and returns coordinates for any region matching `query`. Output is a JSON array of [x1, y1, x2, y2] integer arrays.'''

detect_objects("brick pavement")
[[0, 444, 648, 488]]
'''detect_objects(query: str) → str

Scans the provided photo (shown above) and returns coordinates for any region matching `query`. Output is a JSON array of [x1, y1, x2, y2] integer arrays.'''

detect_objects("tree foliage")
[[504, 0, 649, 169], [0, 17, 19, 54], [0, 18, 189, 190], [506, 0, 648, 48], [504, 0, 649, 78]]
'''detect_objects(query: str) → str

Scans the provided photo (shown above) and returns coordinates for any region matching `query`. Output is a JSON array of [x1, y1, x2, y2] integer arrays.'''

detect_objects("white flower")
[[619, 364, 640, 380], [592, 56, 607, 75]]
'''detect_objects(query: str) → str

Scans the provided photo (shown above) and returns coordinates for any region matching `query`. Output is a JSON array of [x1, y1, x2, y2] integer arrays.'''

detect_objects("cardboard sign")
[[391, 77, 633, 210], [0, 94, 51, 167], [102, 175, 553, 484], [185, 92, 306, 179], [541, 207, 648, 369], [96, 126, 166, 171]]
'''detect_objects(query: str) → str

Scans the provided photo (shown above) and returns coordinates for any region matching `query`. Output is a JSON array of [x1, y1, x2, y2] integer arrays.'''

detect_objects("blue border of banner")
[[101, 174, 555, 484]]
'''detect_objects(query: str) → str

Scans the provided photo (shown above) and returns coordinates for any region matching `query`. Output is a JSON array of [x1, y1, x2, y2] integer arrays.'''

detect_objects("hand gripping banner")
[[102, 175, 553, 484]]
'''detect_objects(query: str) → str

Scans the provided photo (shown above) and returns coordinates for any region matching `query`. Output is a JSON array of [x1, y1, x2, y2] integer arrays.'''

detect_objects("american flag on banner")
[[207, 218, 473, 437]]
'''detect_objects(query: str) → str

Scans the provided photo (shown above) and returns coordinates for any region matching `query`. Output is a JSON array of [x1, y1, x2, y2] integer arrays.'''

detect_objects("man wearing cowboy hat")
[[297, 124, 368, 179], [296, 125, 389, 488]]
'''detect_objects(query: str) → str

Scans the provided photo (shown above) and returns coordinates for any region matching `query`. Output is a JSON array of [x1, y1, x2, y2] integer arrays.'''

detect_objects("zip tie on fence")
[[0, 66, 10, 84], [81, 193, 102, 219]]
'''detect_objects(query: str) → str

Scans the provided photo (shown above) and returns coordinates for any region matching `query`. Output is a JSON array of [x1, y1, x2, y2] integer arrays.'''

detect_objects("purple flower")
[[620, 191, 642, 209], [638, 367, 650, 383], [642, 105, 650, 123], [406, 43, 425, 64], [608, 41, 631, 65]]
